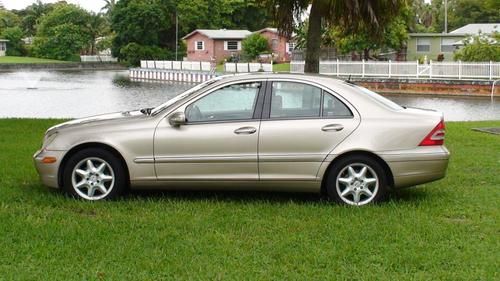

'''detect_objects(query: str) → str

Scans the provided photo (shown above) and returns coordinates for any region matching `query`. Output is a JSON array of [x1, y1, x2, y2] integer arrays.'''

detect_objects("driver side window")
[[186, 82, 260, 122]]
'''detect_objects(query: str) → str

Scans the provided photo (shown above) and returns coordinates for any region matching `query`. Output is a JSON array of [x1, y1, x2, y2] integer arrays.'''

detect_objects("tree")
[[20, 0, 56, 36], [111, 0, 175, 61], [86, 12, 108, 55], [270, 0, 405, 73], [1, 27, 25, 56], [431, 0, 500, 33], [32, 3, 92, 61], [101, 0, 117, 15], [0, 9, 21, 35], [242, 33, 270, 60], [454, 34, 500, 62]]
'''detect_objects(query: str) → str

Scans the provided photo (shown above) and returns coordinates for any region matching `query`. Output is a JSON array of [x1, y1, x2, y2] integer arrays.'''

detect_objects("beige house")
[[0, 39, 8, 56]]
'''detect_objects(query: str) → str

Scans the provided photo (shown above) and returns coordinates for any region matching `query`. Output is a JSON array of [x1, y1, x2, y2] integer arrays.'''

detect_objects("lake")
[[0, 70, 499, 121]]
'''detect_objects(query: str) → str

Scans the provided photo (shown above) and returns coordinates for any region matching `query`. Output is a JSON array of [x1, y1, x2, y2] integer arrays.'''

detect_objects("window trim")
[[262, 80, 355, 121], [224, 40, 240, 51], [440, 38, 456, 53], [195, 41, 205, 51], [183, 81, 267, 125], [416, 38, 431, 53]]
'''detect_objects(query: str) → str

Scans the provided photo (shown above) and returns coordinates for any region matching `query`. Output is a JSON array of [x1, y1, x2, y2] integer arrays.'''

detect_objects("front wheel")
[[326, 155, 388, 206], [62, 148, 127, 200]]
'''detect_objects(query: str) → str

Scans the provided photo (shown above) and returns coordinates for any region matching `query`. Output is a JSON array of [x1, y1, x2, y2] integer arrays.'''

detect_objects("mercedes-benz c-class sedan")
[[34, 73, 449, 205]]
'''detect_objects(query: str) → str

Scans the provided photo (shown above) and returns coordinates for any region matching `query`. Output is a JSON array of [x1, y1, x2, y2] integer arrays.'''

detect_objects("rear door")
[[258, 80, 360, 181]]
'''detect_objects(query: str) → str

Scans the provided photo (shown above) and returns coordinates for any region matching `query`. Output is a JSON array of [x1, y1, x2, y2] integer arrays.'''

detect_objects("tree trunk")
[[364, 48, 370, 60], [304, 1, 322, 73]]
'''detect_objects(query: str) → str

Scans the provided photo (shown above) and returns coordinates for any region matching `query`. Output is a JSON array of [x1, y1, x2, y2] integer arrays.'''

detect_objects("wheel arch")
[[58, 142, 130, 188], [320, 150, 395, 194]]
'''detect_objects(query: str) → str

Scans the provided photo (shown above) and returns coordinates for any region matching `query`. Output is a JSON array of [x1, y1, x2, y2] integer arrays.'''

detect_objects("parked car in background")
[[34, 74, 449, 205]]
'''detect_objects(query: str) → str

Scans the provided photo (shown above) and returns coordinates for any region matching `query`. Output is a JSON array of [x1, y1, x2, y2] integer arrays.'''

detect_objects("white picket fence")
[[140, 60, 212, 72], [80, 55, 118, 62], [224, 62, 273, 73], [291, 60, 500, 80]]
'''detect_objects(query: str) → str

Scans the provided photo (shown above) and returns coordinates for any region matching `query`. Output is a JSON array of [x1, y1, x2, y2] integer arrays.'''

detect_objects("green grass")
[[0, 56, 70, 64], [0, 119, 498, 280], [273, 62, 290, 72]]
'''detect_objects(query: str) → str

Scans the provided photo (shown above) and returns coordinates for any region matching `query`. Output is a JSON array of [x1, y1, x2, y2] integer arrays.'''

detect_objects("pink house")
[[183, 29, 251, 63], [254, 28, 294, 62], [183, 28, 295, 63]]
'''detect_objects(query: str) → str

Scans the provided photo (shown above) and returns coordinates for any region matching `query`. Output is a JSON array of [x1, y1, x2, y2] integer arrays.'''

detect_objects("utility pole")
[[444, 0, 448, 33], [175, 12, 179, 61]]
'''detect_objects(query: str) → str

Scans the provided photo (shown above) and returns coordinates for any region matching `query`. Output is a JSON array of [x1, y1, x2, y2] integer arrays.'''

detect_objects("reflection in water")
[[0, 70, 499, 121]]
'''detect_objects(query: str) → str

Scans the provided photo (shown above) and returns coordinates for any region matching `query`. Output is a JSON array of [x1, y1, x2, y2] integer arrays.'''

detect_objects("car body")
[[34, 73, 450, 205]]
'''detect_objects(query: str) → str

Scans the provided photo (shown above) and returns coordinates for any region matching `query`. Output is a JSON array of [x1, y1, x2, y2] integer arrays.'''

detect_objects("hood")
[[47, 110, 146, 134]]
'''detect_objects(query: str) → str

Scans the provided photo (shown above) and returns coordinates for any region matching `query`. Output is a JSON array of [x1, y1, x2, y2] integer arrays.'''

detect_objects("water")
[[0, 70, 499, 121]]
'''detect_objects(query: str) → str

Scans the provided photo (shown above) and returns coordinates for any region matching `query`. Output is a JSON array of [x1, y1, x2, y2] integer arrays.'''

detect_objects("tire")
[[62, 148, 127, 201], [325, 155, 388, 206]]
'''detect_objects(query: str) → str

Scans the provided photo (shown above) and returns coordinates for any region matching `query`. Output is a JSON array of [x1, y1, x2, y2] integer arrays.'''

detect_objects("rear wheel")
[[326, 155, 388, 206], [62, 148, 127, 200]]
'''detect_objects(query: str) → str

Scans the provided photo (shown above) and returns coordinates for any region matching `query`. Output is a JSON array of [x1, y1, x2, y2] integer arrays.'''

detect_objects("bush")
[[454, 35, 500, 62], [120, 43, 173, 66], [1, 27, 26, 56], [32, 23, 90, 61], [242, 33, 270, 61], [31, 4, 92, 61]]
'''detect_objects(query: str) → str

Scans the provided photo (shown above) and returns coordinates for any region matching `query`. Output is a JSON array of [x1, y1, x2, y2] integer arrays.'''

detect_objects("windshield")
[[349, 84, 403, 110], [151, 77, 221, 115]]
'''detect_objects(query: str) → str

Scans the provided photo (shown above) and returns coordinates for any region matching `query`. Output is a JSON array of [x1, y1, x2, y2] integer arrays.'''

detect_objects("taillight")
[[419, 119, 445, 146]]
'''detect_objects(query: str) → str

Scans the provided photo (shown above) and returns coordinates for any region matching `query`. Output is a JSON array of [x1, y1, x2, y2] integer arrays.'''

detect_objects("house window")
[[0, 43, 5, 51], [225, 41, 240, 51], [287, 42, 296, 53], [271, 39, 278, 50], [195, 41, 204, 51], [416, 38, 431, 52], [441, 38, 456, 52]]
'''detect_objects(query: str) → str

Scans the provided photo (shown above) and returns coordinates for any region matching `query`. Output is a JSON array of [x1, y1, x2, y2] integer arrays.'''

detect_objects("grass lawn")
[[0, 119, 498, 280], [0, 56, 70, 64], [273, 62, 290, 72]]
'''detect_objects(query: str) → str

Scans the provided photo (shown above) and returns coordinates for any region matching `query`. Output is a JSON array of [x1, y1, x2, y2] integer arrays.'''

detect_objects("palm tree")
[[101, 0, 116, 15], [270, 0, 406, 73]]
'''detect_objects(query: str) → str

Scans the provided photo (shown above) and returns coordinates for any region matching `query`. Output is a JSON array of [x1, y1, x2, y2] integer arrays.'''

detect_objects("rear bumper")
[[380, 146, 450, 188], [33, 149, 66, 188]]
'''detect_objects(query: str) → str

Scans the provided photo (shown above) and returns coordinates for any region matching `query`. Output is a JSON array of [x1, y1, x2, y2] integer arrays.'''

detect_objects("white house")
[[0, 39, 8, 56]]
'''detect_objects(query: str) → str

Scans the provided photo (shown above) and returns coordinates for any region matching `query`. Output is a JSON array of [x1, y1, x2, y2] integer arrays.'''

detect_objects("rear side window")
[[270, 82, 322, 118], [323, 92, 353, 118]]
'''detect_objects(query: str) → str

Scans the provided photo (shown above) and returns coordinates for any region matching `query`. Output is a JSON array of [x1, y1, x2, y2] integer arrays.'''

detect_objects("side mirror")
[[168, 112, 186, 127]]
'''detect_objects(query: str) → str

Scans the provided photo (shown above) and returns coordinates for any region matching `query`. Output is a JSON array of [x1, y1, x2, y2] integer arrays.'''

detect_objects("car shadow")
[[128, 189, 326, 205], [25, 182, 431, 206]]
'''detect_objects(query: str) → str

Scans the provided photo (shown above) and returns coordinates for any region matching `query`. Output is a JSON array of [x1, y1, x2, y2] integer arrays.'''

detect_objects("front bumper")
[[33, 149, 67, 188], [380, 146, 450, 188]]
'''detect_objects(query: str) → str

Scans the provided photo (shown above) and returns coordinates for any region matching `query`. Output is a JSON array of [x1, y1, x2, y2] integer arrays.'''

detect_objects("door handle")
[[321, 124, 344, 132], [234, 126, 257, 135]]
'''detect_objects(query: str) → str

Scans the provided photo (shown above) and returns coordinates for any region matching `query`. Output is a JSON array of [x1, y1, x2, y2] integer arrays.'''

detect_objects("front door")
[[154, 81, 264, 181], [258, 81, 360, 181]]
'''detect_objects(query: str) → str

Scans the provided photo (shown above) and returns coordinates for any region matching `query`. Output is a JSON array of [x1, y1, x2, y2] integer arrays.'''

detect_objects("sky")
[[3, 0, 106, 13]]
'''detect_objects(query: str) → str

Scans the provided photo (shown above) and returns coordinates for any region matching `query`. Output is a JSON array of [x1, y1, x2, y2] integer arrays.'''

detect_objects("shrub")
[[454, 34, 500, 62], [1, 27, 26, 56], [242, 33, 270, 61], [120, 43, 173, 66]]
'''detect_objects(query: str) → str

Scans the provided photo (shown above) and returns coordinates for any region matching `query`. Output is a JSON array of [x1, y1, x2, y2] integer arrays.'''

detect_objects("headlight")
[[42, 131, 58, 149]]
